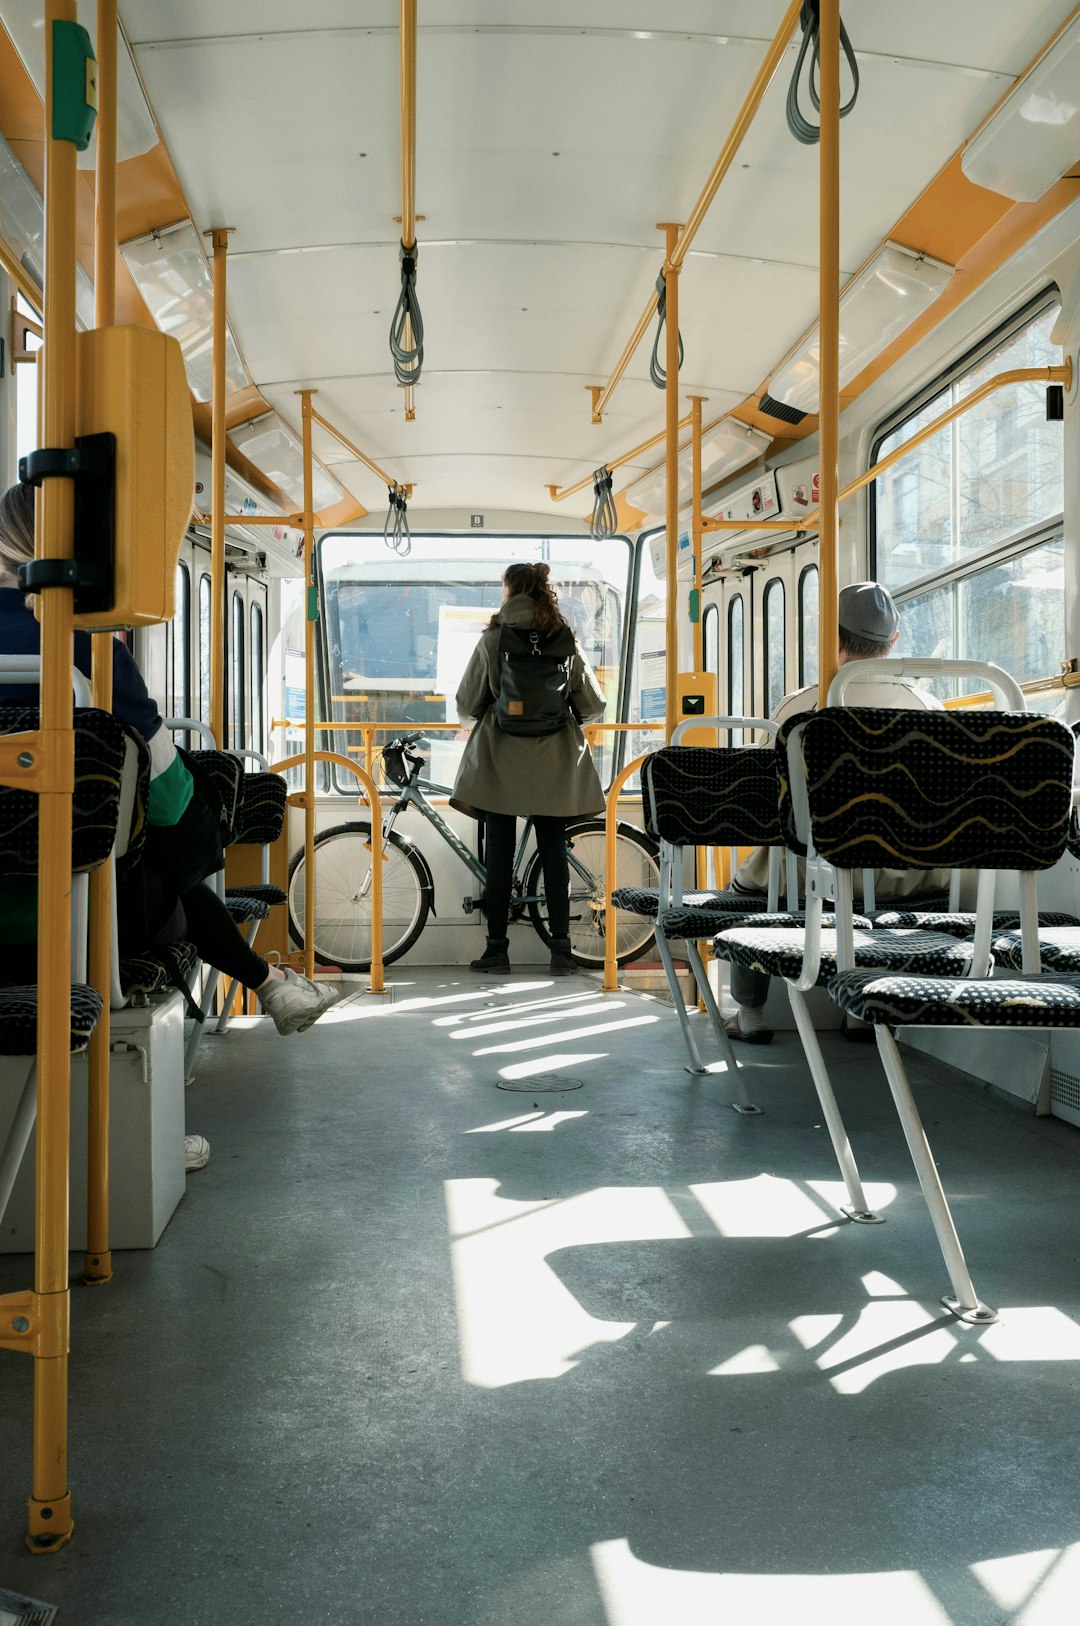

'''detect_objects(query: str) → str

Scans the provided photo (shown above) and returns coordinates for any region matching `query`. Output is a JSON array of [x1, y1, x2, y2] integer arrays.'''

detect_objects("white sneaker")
[[259, 967, 339, 1035], [185, 1133, 210, 1171]]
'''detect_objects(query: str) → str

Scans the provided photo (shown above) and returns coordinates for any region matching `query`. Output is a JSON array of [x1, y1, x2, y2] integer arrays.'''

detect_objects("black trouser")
[[484, 814, 570, 941], [179, 882, 270, 992]]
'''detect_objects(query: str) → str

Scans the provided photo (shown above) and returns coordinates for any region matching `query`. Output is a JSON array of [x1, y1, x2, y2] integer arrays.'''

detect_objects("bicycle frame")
[[380, 771, 602, 912]]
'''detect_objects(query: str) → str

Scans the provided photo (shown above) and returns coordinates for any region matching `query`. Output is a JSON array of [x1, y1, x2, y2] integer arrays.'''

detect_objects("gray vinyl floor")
[[2, 968, 1080, 1626]]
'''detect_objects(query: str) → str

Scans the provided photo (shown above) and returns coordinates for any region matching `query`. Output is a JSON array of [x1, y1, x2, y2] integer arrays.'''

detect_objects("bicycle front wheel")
[[525, 819, 659, 968], [287, 821, 430, 971]]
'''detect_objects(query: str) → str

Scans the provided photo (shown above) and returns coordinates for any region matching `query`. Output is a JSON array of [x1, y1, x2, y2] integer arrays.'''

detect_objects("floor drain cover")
[[0, 1592, 58, 1626], [497, 1074, 583, 1093]]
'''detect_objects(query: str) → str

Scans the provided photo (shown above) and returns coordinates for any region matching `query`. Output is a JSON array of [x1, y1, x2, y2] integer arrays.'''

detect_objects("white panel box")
[[0, 992, 187, 1253]]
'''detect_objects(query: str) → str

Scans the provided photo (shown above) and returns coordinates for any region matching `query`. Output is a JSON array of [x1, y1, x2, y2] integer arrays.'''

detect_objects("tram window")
[[728, 595, 745, 744], [250, 602, 265, 757], [14, 292, 43, 469], [316, 531, 632, 792], [703, 602, 719, 678], [873, 301, 1062, 590], [899, 537, 1064, 699], [231, 591, 245, 751], [169, 562, 190, 718], [763, 578, 785, 716], [799, 565, 819, 689], [198, 573, 211, 727]]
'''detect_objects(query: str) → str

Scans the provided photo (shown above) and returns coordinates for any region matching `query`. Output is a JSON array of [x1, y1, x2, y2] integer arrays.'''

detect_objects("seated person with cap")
[[725, 580, 945, 1045]]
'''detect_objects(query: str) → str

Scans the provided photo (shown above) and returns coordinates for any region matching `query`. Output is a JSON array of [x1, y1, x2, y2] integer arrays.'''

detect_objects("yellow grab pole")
[[309, 407, 405, 490], [400, 0, 418, 420], [661, 223, 681, 744], [207, 227, 232, 748], [85, 0, 117, 1287], [590, 0, 803, 423], [816, 0, 841, 707], [400, 0, 417, 254], [298, 390, 317, 980], [271, 751, 384, 993], [546, 412, 692, 504], [31, 0, 78, 1551], [690, 395, 705, 675], [603, 754, 651, 992]]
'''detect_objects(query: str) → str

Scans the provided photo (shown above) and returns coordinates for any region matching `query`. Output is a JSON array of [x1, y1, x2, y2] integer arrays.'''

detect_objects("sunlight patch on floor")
[[971, 1544, 1080, 1621], [689, 1175, 896, 1238], [471, 1013, 659, 1056], [590, 1538, 954, 1625], [497, 1051, 607, 1080], [708, 1344, 780, 1376], [448, 1002, 614, 1039], [445, 1179, 689, 1388]]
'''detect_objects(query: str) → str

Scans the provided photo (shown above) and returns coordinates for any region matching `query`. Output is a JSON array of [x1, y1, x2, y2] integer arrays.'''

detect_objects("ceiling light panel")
[[120, 220, 250, 403], [961, 16, 1080, 201], [230, 413, 345, 513], [766, 243, 954, 414]]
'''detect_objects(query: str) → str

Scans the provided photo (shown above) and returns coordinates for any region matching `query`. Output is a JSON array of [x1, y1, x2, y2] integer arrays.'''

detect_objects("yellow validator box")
[[675, 671, 717, 744]]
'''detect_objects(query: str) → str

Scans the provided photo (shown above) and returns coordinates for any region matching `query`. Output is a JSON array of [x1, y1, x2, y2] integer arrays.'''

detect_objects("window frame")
[[230, 588, 246, 752], [168, 560, 190, 719], [762, 576, 786, 716], [798, 562, 819, 689], [250, 599, 265, 758], [868, 288, 1062, 595]]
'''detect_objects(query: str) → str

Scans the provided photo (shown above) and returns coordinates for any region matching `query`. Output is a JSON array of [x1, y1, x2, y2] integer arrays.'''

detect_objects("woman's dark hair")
[[489, 561, 568, 637], [0, 481, 35, 581]]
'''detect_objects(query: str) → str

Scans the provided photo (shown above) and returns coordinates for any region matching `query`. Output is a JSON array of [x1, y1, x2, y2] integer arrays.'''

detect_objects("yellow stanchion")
[[269, 751, 384, 993], [298, 390, 318, 981], [602, 754, 651, 993], [661, 220, 681, 745], [817, 0, 841, 707], [25, 0, 79, 1553], [85, 0, 117, 1290], [207, 226, 232, 747]]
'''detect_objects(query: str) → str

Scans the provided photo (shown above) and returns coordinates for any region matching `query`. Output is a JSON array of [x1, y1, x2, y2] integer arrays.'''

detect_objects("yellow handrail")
[[269, 751, 385, 994], [603, 754, 652, 992], [546, 412, 691, 503], [85, 0, 118, 1291]]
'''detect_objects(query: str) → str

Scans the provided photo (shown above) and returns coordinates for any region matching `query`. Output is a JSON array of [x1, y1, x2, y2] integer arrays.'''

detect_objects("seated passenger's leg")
[[726, 960, 773, 1043], [180, 882, 338, 1035]]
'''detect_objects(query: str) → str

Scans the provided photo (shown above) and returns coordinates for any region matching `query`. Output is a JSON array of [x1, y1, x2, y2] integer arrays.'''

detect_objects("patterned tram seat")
[[0, 705, 125, 1053], [790, 707, 1077, 1321], [224, 770, 288, 920]]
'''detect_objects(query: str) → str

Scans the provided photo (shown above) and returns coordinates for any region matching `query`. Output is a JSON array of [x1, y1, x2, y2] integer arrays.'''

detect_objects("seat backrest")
[[0, 704, 127, 876], [641, 746, 782, 848], [231, 771, 287, 846], [182, 748, 244, 845], [798, 708, 1074, 875]]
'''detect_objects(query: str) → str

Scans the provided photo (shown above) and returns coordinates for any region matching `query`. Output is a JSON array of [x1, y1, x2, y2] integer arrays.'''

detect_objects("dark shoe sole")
[[725, 1020, 774, 1045], [470, 961, 511, 973]]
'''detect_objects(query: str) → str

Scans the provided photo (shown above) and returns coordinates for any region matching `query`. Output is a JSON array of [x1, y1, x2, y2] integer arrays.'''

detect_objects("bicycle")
[[287, 731, 660, 971]]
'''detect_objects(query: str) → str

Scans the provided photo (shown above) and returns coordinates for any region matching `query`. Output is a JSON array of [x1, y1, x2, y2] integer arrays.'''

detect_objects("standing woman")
[[453, 561, 607, 974]]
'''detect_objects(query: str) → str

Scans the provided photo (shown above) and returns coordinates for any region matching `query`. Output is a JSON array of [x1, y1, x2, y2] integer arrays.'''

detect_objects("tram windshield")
[[316, 533, 631, 788]]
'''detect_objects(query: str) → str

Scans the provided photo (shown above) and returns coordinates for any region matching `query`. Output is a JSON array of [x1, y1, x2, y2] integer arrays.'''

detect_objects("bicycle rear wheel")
[[287, 821, 430, 970], [524, 819, 658, 967]]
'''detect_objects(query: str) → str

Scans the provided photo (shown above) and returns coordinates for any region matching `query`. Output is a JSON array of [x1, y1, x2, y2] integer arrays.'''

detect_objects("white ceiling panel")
[[116, 0, 1080, 514]]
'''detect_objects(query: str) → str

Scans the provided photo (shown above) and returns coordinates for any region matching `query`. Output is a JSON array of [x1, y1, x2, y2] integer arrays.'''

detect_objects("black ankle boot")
[[471, 937, 510, 973], [549, 936, 576, 975]]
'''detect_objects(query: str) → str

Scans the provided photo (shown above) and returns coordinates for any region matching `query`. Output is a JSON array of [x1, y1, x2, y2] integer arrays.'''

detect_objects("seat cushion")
[[869, 908, 1080, 938], [831, 969, 1080, 1028], [0, 985, 103, 1055], [225, 893, 271, 924], [989, 928, 1080, 974], [227, 883, 287, 907], [611, 886, 731, 921], [661, 906, 873, 940], [711, 926, 980, 985], [118, 940, 200, 1001]]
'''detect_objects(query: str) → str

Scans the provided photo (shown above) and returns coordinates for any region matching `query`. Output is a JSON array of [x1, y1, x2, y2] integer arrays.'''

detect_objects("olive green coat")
[[452, 595, 607, 818]]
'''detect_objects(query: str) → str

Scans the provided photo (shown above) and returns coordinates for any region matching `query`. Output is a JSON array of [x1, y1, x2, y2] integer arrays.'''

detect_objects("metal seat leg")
[[0, 1062, 35, 1224], [685, 943, 760, 1114], [875, 1025, 997, 1323], [654, 928, 707, 1074], [786, 985, 883, 1224]]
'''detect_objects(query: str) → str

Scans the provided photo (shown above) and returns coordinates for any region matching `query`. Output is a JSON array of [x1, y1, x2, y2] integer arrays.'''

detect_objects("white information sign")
[[436, 604, 492, 721]]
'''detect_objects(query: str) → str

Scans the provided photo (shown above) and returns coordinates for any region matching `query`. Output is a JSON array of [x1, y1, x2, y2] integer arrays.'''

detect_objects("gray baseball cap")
[[838, 581, 899, 643]]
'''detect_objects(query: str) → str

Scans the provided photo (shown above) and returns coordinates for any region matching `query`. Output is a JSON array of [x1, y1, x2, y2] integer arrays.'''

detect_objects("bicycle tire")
[[524, 819, 659, 968], [287, 821, 430, 971]]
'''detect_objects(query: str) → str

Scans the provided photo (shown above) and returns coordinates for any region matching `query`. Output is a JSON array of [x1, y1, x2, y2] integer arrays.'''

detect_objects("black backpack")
[[495, 623, 577, 736]]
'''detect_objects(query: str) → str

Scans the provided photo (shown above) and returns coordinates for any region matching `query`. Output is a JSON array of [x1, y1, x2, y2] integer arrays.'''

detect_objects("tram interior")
[[3, 3, 1080, 1622]]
